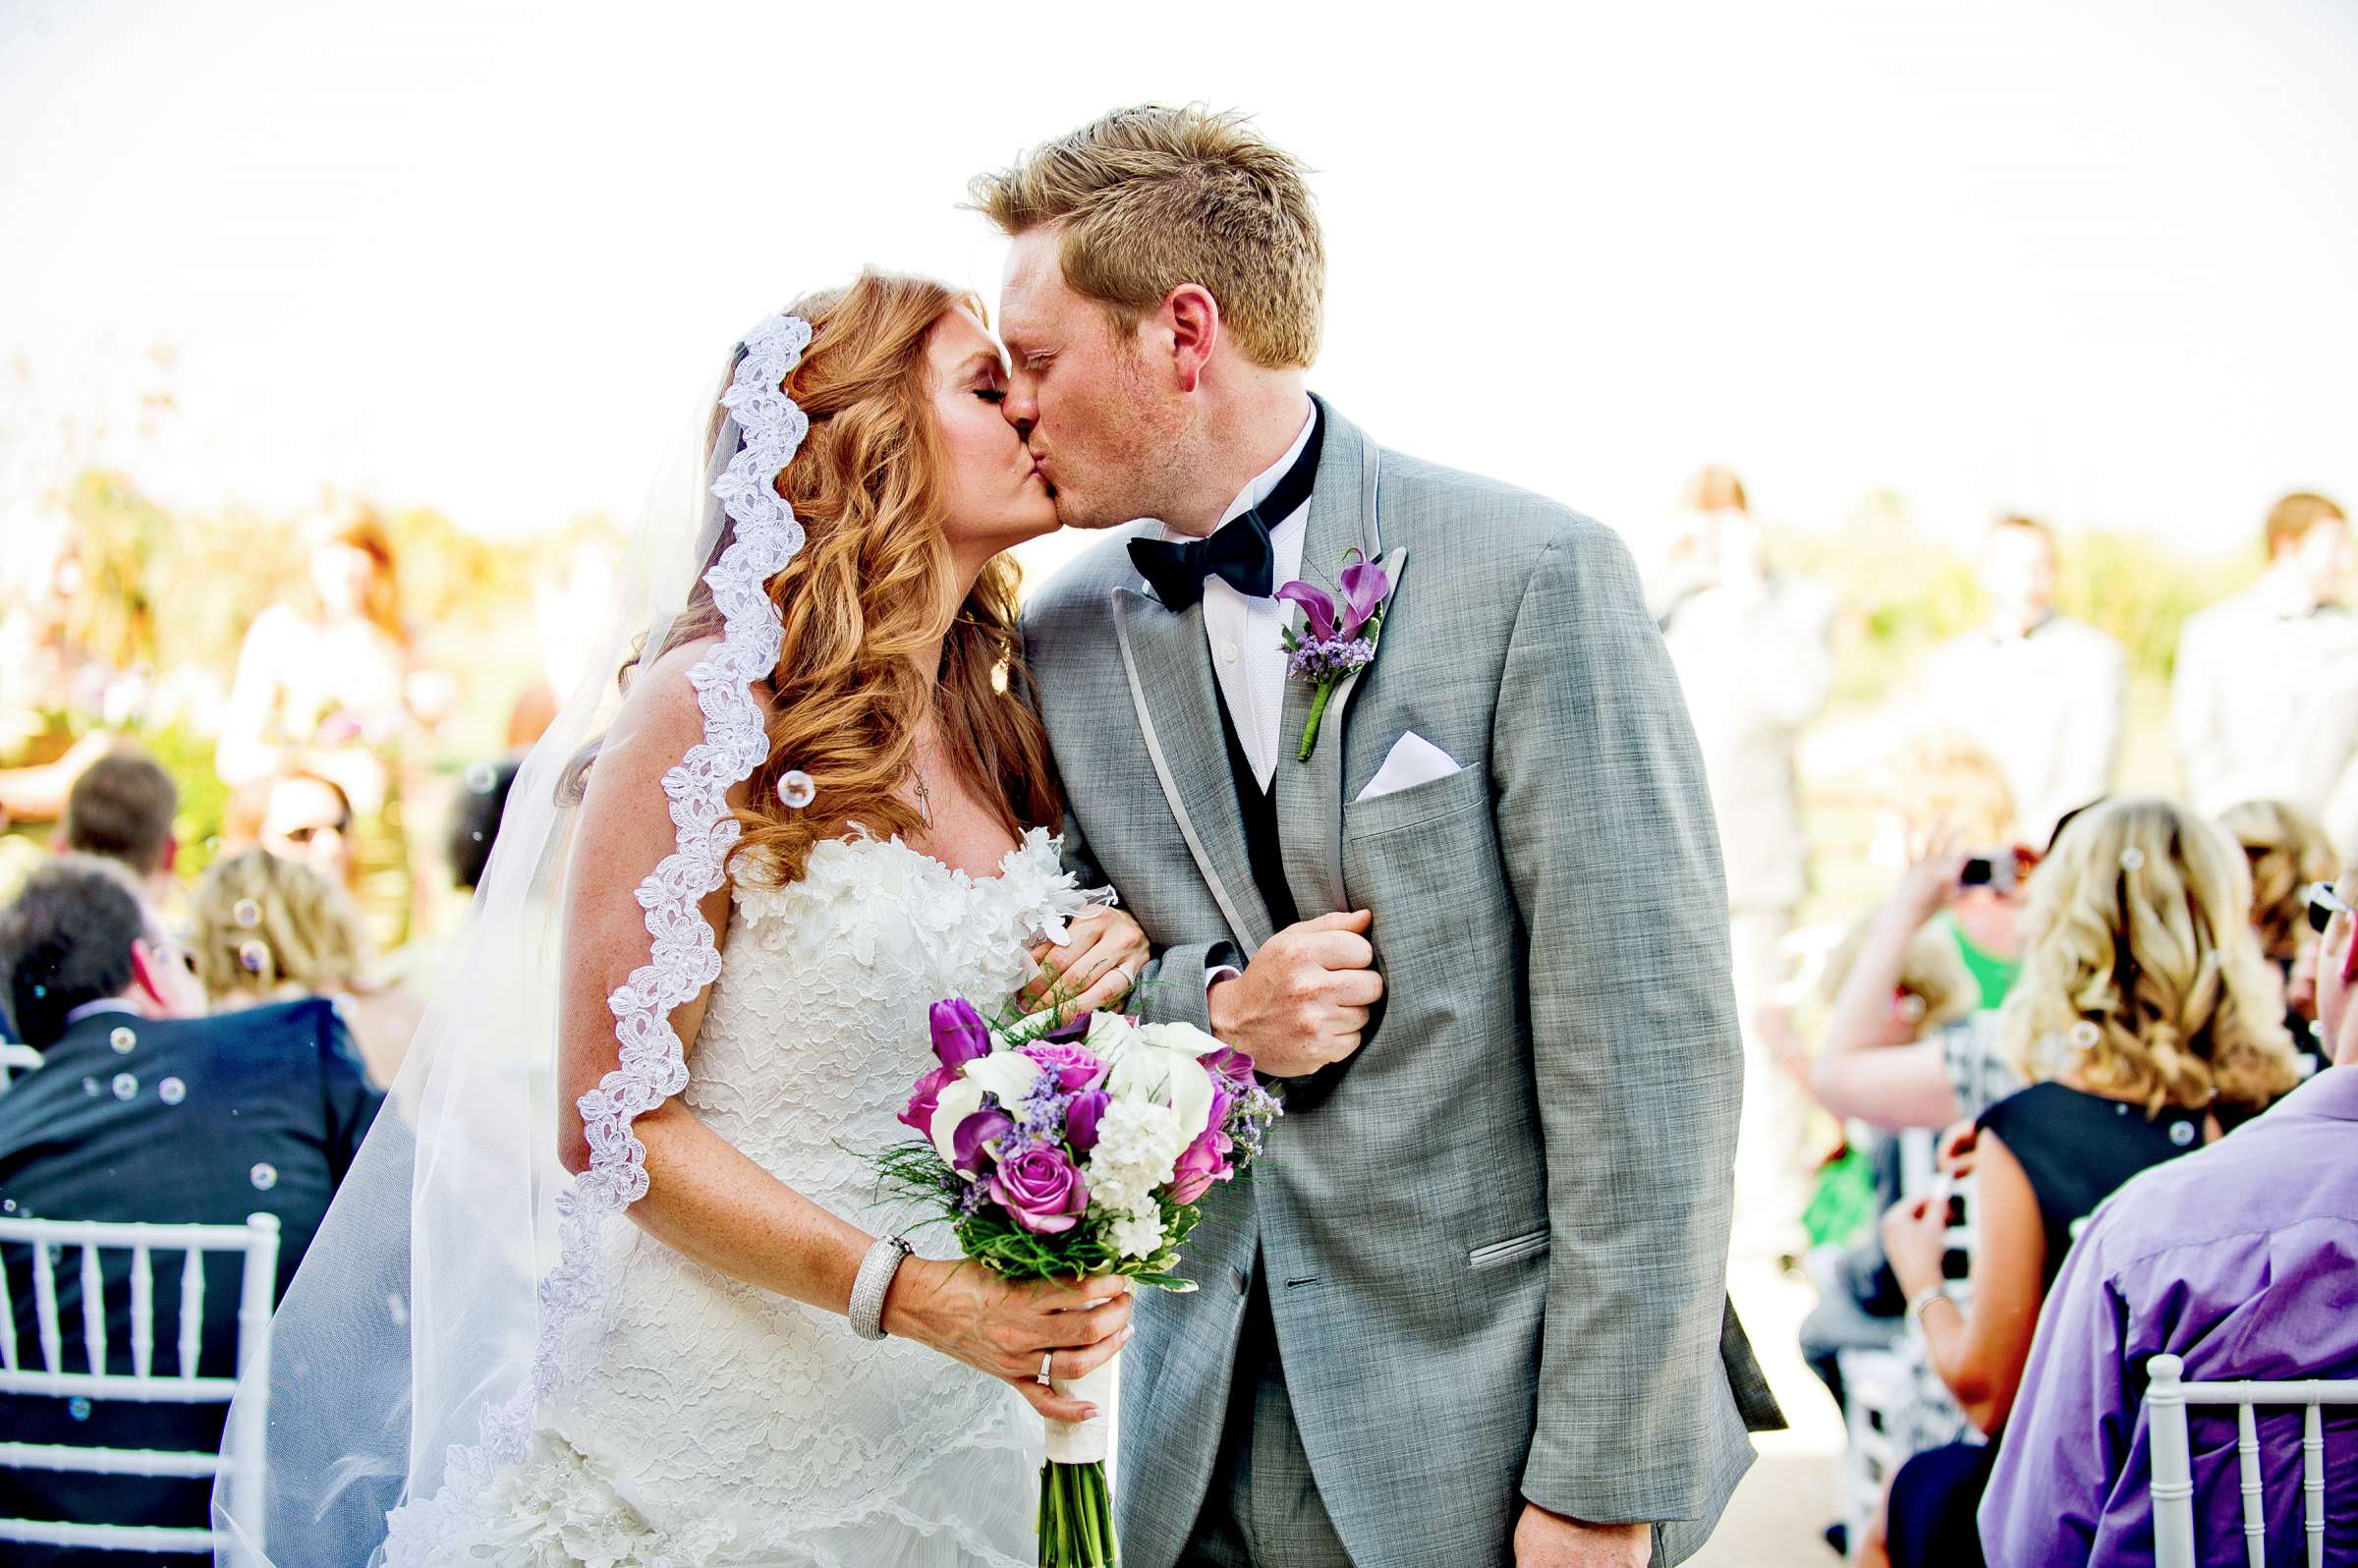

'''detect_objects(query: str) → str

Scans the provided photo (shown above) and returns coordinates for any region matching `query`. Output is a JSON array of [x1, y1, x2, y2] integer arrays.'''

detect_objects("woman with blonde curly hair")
[[2218, 797, 2338, 1068], [189, 847, 421, 1083], [1863, 798, 2299, 1568]]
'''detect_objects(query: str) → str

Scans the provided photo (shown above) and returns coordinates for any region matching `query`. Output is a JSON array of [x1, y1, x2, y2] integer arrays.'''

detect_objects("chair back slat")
[[176, 1248, 203, 1380], [30, 1239, 62, 1374], [79, 1243, 105, 1375], [2304, 1404, 2325, 1568], [0, 1254, 16, 1373], [129, 1244, 152, 1380], [2236, 1402, 2266, 1568]]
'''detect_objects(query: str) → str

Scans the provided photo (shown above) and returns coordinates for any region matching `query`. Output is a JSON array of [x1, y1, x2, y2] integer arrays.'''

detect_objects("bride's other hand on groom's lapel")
[[1204, 909, 1381, 1078]]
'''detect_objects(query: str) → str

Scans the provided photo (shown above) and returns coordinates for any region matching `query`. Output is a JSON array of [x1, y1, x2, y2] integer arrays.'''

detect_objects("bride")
[[217, 273, 1151, 1566]]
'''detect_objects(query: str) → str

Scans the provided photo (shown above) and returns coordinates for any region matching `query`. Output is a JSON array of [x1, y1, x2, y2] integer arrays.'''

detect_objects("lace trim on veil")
[[385, 312, 813, 1560]]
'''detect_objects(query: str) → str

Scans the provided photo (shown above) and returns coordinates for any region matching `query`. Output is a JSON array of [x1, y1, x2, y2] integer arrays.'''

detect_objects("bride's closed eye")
[[974, 388, 1007, 405]]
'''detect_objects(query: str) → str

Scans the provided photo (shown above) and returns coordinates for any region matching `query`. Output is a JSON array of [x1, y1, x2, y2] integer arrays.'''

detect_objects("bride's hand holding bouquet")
[[878, 994, 1281, 1568]]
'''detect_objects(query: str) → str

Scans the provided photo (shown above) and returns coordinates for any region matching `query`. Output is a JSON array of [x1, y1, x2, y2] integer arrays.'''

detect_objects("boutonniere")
[[1276, 548, 1402, 761]]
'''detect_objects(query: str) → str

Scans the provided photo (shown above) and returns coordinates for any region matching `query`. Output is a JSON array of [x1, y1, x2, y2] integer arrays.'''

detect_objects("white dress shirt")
[[1155, 402, 1319, 794]]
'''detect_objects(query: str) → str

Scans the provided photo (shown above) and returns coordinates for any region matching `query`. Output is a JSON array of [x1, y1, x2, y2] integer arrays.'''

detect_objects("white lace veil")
[[210, 313, 814, 1567]]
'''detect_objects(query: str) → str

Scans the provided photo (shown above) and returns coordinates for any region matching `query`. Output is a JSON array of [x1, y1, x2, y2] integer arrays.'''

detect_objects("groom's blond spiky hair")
[[969, 104, 1324, 368]]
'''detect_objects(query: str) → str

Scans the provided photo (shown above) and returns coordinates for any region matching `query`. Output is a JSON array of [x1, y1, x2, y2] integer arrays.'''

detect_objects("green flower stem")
[[1039, 1460, 1117, 1567], [1295, 680, 1337, 762]]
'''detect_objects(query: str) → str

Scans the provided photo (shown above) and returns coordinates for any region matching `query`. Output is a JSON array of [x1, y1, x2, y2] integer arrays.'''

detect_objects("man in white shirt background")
[[1912, 515, 2126, 848], [2171, 490, 2358, 856]]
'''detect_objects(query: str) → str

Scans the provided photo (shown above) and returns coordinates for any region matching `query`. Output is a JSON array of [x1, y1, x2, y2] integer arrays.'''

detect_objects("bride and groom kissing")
[[249, 104, 1780, 1568]]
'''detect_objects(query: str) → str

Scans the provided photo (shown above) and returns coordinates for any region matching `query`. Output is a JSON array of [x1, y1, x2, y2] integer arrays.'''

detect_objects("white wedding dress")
[[406, 827, 1095, 1568]]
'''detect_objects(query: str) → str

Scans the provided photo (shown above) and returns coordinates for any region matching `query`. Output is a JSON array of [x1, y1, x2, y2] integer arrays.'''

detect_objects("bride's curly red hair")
[[653, 271, 1064, 883]]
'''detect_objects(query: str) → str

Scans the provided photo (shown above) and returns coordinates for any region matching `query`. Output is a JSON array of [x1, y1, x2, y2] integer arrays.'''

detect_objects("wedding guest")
[[1863, 799, 2300, 1568], [1660, 465, 1836, 1249], [1913, 516, 2126, 846], [2172, 491, 2358, 852], [190, 848, 420, 1084], [58, 746, 180, 913], [2218, 797, 2338, 1071], [225, 767, 356, 890], [445, 757, 519, 893], [1814, 838, 2025, 1134], [1980, 867, 2358, 1565], [1797, 908, 1978, 1417], [0, 856, 380, 1566], [1872, 732, 2029, 1009]]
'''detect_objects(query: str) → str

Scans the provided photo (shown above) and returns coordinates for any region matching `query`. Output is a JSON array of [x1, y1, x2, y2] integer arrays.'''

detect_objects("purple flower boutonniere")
[[1276, 547, 1401, 761]]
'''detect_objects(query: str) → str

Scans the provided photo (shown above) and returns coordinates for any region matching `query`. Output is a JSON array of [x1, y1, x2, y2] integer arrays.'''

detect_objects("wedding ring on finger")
[[1037, 1351, 1055, 1386]]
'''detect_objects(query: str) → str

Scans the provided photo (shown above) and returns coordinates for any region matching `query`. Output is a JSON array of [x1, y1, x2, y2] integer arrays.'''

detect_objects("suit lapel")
[[1273, 403, 1385, 921], [1111, 584, 1277, 955]]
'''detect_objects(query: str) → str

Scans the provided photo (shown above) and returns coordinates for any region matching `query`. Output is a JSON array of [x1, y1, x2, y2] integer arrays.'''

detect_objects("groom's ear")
[[1162, 283, 1219, 394]]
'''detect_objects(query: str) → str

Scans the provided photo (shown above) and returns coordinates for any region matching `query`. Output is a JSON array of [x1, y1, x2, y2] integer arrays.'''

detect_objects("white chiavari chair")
[[0, 1211, 279, 1557], [2146, 1353, 2358, 1568], [0, 1042, 42, 1094]]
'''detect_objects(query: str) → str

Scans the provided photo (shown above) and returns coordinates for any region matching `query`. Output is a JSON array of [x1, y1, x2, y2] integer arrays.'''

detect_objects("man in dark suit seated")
[[0, 856, 383, 1566]]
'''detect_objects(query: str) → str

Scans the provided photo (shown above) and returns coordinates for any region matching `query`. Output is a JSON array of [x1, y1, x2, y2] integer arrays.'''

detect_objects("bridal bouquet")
[[880, 997, 1280, 1568]]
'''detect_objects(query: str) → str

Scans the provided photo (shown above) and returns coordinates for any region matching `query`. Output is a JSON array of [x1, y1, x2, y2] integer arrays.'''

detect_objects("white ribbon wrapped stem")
[[1041, 1278, 1129, 1467], [1042, 1353, 1119, 1465]]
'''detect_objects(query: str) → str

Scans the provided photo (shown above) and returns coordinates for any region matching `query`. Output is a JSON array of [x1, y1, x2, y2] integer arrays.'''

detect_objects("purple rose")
[[989, 1145, 1090, 1235], [1169, 1121, 1234, 1204], [950, 1107, 1014, 1176], [928, 998, 991, 1069], [898, 1063, 960, 1138], [1019, 1038, 1107, 1093], [1064, 1089, 1110, 1152]]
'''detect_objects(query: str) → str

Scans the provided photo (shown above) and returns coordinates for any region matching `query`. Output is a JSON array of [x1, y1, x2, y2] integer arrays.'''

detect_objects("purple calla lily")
[[950, 1107, 1014, 1175], [1274, 580, 1336, 644], [1338, 557, 1390, 640]]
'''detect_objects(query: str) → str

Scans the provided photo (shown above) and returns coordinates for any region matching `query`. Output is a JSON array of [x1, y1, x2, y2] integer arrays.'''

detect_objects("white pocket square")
[[1353, 730, 1462, 804]]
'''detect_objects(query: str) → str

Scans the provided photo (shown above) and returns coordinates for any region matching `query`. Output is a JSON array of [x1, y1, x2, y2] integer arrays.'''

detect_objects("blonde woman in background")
[[1865, 798, 2299, 1568], [2219, 796, 2338, 1068], [1873, 730, 2030, 1008], [190, 848, 421, 1084]]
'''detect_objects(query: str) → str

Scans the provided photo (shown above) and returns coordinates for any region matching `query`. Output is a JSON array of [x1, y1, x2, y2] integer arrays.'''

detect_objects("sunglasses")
[[2308, 881, 2355, 935]]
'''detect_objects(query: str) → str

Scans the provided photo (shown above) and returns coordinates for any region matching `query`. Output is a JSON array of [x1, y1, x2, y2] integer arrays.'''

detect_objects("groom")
[[984, 107, 1782, 1567]]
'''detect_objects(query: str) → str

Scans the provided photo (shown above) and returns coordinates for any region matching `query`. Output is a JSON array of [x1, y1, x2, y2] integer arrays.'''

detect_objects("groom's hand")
[[1206, 909, 1381, 1077], [1514, 1504, 1652, 1567]]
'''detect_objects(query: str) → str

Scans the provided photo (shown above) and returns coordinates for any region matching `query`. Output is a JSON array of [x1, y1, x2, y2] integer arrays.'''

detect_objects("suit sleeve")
[[1492, 528, 1746, 1524], [1028, 602, 1228, 1037], [1054, 798, 1226, 1035], [316, 1005, 385, 1185]]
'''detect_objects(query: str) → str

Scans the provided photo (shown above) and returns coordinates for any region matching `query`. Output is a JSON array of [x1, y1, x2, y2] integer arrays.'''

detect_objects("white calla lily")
[[1135, 1021, 1225, 1059], [927, 1078, 984, 1167], [1107, 1042, 1216, 1141], [962, 1049, 1042, 1107]]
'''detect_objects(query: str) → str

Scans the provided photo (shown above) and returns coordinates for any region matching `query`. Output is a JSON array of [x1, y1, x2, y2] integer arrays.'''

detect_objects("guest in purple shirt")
[[1981, 867, 2358, 1566]]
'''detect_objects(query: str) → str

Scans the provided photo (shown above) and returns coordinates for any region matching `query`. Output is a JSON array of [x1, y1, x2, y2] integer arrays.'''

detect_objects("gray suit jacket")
[[1023, 400, 1781, 1568]]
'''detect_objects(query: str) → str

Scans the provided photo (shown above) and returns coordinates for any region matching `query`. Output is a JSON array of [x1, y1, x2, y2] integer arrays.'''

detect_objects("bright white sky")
[[4, 0, 2355, 569]]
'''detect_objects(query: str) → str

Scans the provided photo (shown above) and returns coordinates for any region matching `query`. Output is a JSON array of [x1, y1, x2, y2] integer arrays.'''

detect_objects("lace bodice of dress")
[[412, 827, 1096, 1568], [689, 826, 1095, 1213]]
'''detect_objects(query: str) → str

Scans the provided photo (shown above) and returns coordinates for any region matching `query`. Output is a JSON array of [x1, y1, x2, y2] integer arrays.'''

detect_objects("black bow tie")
[[1129, 409, 1324, 612]]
